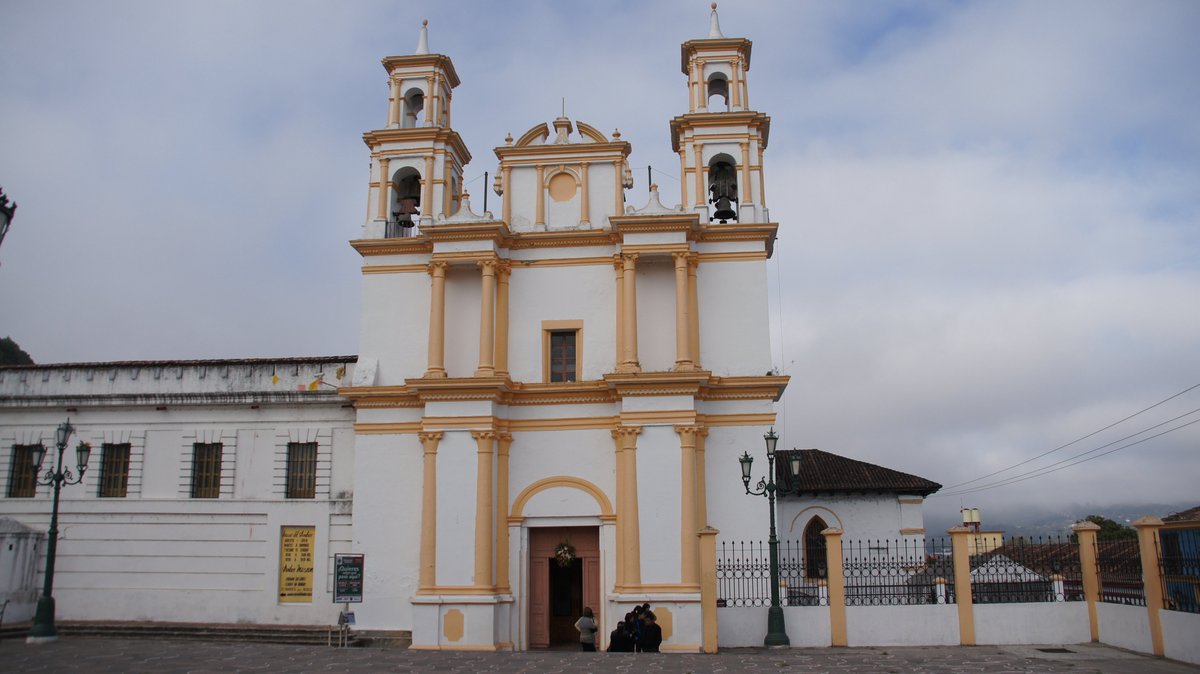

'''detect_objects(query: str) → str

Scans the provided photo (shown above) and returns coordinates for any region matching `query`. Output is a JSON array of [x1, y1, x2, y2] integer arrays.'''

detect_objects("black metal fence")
[[1159, 530, 1200, 614], [1097, 539, 1146, 606], [843, 538, 953, 605], [968, 536, 1083, 603], [717, 540, 828, 607]]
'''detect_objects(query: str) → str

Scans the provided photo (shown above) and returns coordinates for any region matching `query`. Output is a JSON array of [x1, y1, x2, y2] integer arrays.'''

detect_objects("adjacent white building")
[[0, 8, 937, 651]]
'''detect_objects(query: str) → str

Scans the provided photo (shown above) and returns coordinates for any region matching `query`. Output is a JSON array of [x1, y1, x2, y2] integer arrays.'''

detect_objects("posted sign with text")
[[278, 526, 315, 603], [334, 553, 364, 603]]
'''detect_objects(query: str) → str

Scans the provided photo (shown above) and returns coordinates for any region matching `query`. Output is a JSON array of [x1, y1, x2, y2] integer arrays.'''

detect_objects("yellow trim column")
[[425, 75, 436, 127], [471, 430, 497, 589], [678, 150, 689, 210], [613, 426, 643, 588], [694, 142, 705, 207], [619, 253, 640, 373], [418, 432, 443, 590], [687, 254, 700, 368], [740, 142, 752, 205], [757, 144, 767, 207], [442, 156, 453, 218], [388, 78, 400, 127], [699, 526, 720, 653], [613, 157, 624, 215], [673, 252, 694, 371], [823, 527, 847, 646], [501, 165, 512, 225], [949, 526, 976, 645], [422, 154, 435, 217], [1072, 521, 1101, 642], [730, 57, 742, 110], [495, 433, 513, 594], [535, 165, 546, 227], [1134, 516, 1166, 656], [475, 260, 497, 377], [425, 262, 449, 378], [377, 158, 391, 220], [612, 430, 626, 588], [695, 427, 709, 529], [494, 262, 511, 377], [675, 426, 700, 586], [579, 161, 590, 226], [613, 257, 624, 370]]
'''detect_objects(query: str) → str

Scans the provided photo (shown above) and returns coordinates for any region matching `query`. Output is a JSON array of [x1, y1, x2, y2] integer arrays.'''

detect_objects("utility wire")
[[941, 382, 1200, 490], [936, 415, 1200, 497]]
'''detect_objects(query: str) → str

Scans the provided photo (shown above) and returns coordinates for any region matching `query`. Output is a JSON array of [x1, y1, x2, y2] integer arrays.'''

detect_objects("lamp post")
[[0, 185, 16, 259], [27, 419, 91, 643], [739, 428, 800, 648]]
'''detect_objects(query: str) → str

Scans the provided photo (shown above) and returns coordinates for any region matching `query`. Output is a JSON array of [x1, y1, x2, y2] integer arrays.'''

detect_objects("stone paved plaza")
[[3, 638, 1199, 673]]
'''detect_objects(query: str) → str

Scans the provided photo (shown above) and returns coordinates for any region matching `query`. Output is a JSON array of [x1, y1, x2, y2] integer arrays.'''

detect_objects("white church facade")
[[0, 9, 937, 651]]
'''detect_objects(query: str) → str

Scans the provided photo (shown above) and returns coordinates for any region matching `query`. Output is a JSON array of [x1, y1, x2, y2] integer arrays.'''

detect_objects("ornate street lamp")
[[27, 419, 91, 643], [739, 428, 801, 648]]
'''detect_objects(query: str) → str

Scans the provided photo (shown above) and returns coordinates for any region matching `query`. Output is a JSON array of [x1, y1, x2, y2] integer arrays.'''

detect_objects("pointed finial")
[[415, 19, 430, 55], [504, 132, 513, 145], [612, 129, 621, 140], [709, 3, 725, 39]]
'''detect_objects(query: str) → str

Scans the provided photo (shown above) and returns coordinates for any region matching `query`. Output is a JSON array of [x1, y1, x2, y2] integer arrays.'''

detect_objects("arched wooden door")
[[528, 526, 600, 648]]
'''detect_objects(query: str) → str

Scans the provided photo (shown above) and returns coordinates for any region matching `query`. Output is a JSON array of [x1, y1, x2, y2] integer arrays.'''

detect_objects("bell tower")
[[670, 3, 770, 224], [361, 20, 471, 238]]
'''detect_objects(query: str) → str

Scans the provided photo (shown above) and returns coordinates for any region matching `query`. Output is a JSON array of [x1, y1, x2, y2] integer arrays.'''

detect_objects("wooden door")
[[528, 526, 600, 649]]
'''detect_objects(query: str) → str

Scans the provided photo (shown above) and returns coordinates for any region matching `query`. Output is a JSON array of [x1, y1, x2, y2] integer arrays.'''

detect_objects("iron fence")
[[844, 537, 953, 605], [968, 536, 1083, 603], [1096, 538, 1145, 606], [716, 540, 828, 607], [1158, 531, 1200, 613]]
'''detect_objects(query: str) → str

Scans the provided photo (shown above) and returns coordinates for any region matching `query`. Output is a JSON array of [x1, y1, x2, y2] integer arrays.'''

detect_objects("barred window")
[[548, 330, 577, 383], [98, 443, 131, 498], [191, 442, 222, 498], [7, 445, 40, 498], [286, 442, 317, 499]]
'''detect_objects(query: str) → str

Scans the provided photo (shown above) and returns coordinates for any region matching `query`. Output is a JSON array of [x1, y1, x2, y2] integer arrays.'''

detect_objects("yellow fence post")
[[1071, 520, 1102, 642], [948, 526, 976, 645], [698, 526, 720, 654], [1133, 516, 1165, 657], [822, 527, 847, 647]]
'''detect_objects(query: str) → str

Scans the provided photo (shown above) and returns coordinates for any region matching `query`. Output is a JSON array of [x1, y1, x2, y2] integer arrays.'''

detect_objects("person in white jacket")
[[574, 606, 597, 651]]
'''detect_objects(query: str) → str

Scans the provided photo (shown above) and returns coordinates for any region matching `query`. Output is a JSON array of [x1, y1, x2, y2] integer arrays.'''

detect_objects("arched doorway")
[[528, 526, 600, 649], [804, 516, 828, 578]]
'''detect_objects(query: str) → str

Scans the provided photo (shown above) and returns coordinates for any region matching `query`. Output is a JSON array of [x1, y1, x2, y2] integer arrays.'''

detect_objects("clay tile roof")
[[775, 448, 941, 497], [1164, 505, 1200, 522]]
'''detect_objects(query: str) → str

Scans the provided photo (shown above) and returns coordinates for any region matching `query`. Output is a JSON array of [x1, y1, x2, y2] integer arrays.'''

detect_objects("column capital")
[[672, 250, 692, 263], [471, 430, 498, 442], [687, 253, 700, 270], [612, 254, 625, 272], [674, 425, 705, 443], [418, 431, 443, 453], [496, 259, 513, 277], [611, 426, 642, 440], [477, 258, 498, 274], [620, 252, 639, 266], [427, 261, 450, 276]]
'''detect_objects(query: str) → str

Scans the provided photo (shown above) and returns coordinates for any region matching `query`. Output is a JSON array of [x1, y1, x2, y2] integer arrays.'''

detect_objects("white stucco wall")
[[696, 259, 771, 376], [506, 264, 615, 381], [717, 606, 830, 647], [1162, 609, 1200, 665], [974, 602, 1090, 645], [846, 605, 959, 646], [1097, 602, 1153, 654]]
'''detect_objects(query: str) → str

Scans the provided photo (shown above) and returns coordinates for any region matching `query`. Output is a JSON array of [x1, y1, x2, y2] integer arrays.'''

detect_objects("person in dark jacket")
[[639, 610, 663, 652], [607, 620, 635, 652]]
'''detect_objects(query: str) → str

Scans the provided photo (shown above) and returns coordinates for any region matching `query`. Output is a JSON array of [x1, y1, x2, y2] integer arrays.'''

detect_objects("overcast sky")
[[1, 1, 1197, 523]]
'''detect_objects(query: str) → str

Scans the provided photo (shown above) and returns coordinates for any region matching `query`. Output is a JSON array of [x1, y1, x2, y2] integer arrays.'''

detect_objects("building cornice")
[[680, 37, 753, 74], [381, 54, 461, 87], [669, 111, 771, 152]]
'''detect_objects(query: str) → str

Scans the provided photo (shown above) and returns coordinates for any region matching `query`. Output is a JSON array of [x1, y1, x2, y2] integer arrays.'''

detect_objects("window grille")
[[98, 443, 131, 497], [190, 442, 222, 498], [286, 442, 317, 499], [549, 330, 577, 382], [7, 444, 39, 498]]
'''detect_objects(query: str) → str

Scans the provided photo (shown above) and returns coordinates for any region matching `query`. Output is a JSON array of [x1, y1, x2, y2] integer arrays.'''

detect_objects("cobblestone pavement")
[[4, 638, 1198, 673]]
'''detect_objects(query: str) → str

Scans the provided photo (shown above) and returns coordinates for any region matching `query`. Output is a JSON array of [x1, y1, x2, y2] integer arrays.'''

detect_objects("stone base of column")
[[423, 369, 448, 378], [410, 593, 514, 651], [673, 361, 697, 372], [473, 367, 495, 377]]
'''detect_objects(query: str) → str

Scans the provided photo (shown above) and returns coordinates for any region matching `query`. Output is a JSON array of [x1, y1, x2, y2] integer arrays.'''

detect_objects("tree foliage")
[[1071, 514, 1138, 542], [0, 336, 33, 365]]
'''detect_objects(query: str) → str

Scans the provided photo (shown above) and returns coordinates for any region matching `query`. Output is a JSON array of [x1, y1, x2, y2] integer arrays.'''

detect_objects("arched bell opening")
[[706, 73, 730, 112], [803, 516, 828, 579], [706, 153, 739, 223], [388, 166, 422, 237], [402, 88, 425, 128]]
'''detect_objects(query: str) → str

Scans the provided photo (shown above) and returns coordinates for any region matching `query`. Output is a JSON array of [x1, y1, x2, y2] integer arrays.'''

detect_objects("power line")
[[935, 415, 1200, 497], [941, 383, 1200, 490]]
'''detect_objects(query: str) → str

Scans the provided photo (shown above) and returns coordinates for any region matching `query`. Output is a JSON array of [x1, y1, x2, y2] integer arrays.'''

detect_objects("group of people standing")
[[573, 604, 663, 653]]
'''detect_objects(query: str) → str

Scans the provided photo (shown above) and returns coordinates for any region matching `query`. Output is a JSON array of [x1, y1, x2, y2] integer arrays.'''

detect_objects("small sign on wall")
[[278, 526, 315, 603], [334, 553, 365, 603]]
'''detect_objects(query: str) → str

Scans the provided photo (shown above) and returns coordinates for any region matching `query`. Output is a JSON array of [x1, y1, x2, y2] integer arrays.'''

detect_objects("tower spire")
[[708, 3, 725, 39], [415, 19, 430, 55]]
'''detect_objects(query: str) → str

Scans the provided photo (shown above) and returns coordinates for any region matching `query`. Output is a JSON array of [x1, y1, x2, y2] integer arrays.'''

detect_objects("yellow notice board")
[[278, 526, 315, 603]]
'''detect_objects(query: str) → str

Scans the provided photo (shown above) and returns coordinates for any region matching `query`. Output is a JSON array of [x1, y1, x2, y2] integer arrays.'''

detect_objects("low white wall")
[[1097, 602, 1152, 654], [717, 606, 829, 647], [975, 602, 1090, 645], [847, 605, 957, 646], [1162, 610, 1200, 665]]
